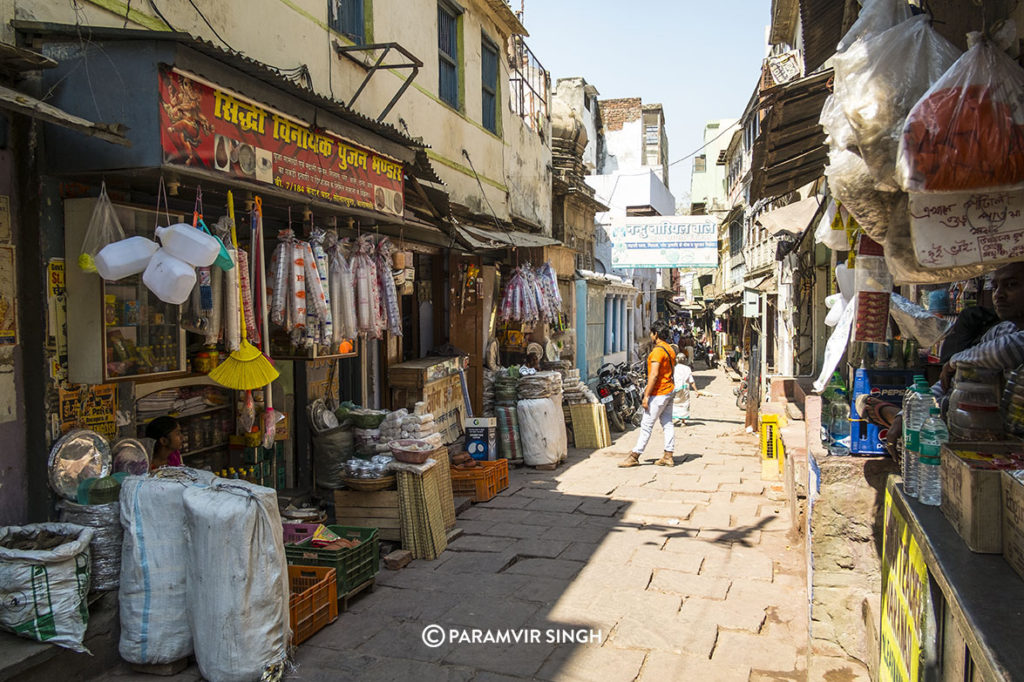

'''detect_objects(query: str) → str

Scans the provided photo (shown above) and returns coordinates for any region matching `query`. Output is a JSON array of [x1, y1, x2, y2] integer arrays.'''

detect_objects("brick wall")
[[598, 98, 642, 132]]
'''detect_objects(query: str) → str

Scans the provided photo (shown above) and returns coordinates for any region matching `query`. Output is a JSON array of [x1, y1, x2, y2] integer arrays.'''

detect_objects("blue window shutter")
[[330, 0, 364, 45], [481, 39, 497, 132], [438, 5, 459, 108]]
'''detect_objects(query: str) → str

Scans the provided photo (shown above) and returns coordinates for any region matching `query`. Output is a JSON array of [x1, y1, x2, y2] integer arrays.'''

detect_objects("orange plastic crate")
[[450, 459, 509, 502], [288, 565, 338, 645]]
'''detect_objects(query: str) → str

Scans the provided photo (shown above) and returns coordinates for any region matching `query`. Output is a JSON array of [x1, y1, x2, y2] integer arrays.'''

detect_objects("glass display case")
[[65, 197, 187, 384]]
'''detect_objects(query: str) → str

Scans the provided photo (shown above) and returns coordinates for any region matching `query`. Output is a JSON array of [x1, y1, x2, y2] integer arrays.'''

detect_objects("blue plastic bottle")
[[850, 365, 885, 455]]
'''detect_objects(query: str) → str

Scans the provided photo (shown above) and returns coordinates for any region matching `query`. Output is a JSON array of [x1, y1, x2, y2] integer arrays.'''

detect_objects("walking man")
[[620, 320, 677, 468]]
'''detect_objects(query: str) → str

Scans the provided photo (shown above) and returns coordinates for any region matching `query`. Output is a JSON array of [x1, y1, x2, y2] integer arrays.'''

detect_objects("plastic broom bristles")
[[208, 339, 280, 390]]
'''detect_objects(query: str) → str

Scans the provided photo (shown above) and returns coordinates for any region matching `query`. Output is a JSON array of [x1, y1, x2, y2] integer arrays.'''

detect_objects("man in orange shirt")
[[620, 320, 677, 468]]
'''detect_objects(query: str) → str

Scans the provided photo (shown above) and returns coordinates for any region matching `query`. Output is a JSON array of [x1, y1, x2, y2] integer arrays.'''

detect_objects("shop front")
[[27, 27, 446, 493]]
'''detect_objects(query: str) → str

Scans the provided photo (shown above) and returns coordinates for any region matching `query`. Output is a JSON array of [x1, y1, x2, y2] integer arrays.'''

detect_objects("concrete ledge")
[[808, 451, 896, 667], [780, 422, 808, 539]]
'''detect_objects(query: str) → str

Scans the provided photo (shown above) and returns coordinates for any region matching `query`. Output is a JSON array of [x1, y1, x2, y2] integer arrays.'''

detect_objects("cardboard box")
[[465, 417, 497, 461], [941, 443, 1024, 554], [1001, 470, 1024, 581]]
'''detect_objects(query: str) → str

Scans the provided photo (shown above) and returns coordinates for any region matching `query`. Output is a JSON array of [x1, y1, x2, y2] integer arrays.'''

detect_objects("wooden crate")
[[941, 443, 1024, 554], [569, 404, 610, 449], [1002, 471, 1024, 581], [388, 356, 465, 391], [423, 374, 466, 445], [333, 490, 401, 542]]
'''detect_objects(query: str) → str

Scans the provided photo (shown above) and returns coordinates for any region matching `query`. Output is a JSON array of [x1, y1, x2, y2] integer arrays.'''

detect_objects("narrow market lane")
[[290, 369, 810, 682], [92, 369, 817, 682]]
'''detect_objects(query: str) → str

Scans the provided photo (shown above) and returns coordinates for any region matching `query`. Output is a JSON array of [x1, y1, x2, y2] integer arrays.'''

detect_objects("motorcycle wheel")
[[736, 390, 748, 410], [608, 409, 626, 433]]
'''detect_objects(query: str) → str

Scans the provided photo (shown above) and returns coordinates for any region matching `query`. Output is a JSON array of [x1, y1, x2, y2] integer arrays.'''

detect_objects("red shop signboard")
[[159, 68, 404, 216]]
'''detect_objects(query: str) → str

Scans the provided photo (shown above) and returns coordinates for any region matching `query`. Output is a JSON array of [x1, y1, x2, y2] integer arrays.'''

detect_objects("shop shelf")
[[180, 442, 230, 458], [139, 404, 231, 425], [284, 525, 380, 595], [288, 565, 338, 645], [450, 458, 509, 503]]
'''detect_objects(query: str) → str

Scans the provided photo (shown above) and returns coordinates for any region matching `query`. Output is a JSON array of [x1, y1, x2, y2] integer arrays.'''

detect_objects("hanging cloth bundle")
[[208, 190, 280, 391]]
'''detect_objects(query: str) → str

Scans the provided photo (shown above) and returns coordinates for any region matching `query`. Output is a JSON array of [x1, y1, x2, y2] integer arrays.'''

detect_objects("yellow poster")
[[47, 259, 68, 381], [59, 383, 118, 442], [879, 489, 930, 682], [0, 245, 15, 347]]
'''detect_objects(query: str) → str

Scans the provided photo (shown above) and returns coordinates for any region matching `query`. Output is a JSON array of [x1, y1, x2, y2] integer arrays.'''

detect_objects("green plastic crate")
[[284, 525, 379, 595]]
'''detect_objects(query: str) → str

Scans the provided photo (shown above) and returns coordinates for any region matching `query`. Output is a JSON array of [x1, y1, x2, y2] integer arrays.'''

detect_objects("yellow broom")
[[209, 190, 280, 390]]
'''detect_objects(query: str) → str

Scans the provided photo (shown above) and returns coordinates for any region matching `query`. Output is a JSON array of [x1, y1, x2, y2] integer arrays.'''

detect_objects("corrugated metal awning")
[[455, 223, 561, 250], [800, 0, 850, 73]]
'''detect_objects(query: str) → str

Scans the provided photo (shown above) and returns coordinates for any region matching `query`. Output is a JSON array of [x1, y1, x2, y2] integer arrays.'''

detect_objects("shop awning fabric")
[[455, 223, 561, 250], [713, 301, 737, 316], [755, 196, 823, 235]]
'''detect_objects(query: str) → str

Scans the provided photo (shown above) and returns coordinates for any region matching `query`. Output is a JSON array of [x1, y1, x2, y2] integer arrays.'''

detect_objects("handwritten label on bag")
[[909, 190, 1024, 267]]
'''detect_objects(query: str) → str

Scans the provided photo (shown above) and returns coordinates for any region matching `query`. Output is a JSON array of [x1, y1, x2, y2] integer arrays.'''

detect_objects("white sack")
[[0, 523, 94, 652], [184, 480, 289, 682], [119, 468, 213, 664], [517, 396, 567, 467]]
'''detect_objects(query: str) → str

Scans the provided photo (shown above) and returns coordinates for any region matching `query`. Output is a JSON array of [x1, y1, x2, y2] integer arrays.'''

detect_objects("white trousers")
[[632, 393, 675, 455]]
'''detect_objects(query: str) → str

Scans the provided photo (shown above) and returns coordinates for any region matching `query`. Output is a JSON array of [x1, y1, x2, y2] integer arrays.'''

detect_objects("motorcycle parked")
[[597, 363, 628, 432], [733, 372, 749, 410], [614, 363, 644, 428]]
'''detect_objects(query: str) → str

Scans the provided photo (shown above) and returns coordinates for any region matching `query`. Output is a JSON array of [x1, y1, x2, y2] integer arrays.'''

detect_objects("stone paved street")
[[292, 368, 809, 682], [98, 369, 811, 681]]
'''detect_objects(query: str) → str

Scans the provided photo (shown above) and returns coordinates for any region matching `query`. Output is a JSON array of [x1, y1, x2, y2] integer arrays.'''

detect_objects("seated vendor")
[[862, 261, 1024, 458], [145, 416, 184, 470], [938, 261, 1024, 395]]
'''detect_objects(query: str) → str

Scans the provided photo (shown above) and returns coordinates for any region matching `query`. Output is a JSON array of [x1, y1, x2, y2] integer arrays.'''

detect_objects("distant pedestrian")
[[672, 354, 700, 426], [620, 320, 676, 468]]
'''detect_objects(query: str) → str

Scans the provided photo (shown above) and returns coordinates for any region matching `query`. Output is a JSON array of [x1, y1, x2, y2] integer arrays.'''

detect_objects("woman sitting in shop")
[[145, 416, 184, 470]]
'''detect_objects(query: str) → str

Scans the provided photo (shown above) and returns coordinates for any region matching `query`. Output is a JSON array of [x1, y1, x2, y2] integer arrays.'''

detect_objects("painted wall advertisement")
[[159, 68, 404, 216], [608, 216, 718, 269], [879, 489, 933, 682]]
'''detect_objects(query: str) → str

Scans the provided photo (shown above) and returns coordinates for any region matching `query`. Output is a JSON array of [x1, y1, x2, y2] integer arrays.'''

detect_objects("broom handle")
[[255, 196, 274, 411], [227, 190, 247, 345]]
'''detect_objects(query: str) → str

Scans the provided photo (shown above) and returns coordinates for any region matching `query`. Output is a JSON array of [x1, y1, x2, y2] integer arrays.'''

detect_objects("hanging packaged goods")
[[896, 33, 1024, 269], [498, 262, 563, 325]]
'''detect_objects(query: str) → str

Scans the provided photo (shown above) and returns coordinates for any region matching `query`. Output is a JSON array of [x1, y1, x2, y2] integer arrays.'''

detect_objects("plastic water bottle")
[[903, 379, 936, 497], [828, 395, 851, 456], [901, 379, 921, 495], [918, 407, 948, 506]]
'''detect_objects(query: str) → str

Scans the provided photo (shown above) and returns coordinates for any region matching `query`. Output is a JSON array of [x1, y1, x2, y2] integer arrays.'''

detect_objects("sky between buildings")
[[520, 0, 772, 206]]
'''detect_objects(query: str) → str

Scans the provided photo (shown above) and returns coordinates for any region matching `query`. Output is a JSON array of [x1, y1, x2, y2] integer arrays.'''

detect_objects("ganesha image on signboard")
[[162, 76, 214, 167]]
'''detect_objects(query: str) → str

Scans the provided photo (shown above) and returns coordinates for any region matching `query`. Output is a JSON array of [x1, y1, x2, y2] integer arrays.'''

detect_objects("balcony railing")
[[508, 34, 549, 132]]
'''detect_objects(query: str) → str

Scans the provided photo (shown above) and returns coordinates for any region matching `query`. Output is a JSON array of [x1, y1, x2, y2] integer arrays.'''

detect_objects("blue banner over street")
[[608, 216, 718, 269]]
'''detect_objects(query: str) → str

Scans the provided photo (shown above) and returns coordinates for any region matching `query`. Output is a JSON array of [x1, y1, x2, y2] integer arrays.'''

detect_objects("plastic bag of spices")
[[899, 31, 1024, 193], [833, 14, 960, 191]]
